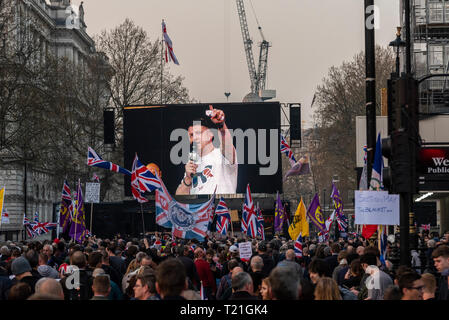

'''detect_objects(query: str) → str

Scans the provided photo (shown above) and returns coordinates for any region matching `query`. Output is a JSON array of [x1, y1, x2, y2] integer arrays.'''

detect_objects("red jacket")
[[194, 258, 216, 293]]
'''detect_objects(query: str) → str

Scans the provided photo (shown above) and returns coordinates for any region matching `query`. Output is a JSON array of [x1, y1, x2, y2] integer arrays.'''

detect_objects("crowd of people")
[[0, 229, 448, 301]]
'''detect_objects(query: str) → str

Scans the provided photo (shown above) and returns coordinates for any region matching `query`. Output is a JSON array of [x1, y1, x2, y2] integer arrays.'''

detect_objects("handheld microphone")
[[189, 143, 200, 178]]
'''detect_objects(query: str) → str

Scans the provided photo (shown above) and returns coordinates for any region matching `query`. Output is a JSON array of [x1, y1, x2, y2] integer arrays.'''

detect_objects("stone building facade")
[[0, 0, 100, 241]]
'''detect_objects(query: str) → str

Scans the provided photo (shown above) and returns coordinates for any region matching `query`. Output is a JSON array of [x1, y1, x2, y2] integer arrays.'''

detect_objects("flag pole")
[[90, 202, 93, 235], [231, 219, 234, 238], [160, 20, 164, 104]]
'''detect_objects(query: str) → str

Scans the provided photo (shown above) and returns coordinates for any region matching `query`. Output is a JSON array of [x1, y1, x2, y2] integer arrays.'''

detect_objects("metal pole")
[[160, 21, 164, 104], [400, 192, 411, 266], [90, 202, 93, 235], [365, 0, 377, 184], [404, 0, 411, 75]]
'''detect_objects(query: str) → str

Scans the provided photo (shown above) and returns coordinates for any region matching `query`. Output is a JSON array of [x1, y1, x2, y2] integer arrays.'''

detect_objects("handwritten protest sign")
[[238, 241, 253, 262], [355, 191, 399, 225]]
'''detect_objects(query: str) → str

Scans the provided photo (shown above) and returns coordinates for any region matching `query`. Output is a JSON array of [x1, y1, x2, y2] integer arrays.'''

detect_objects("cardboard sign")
[[355, 191, 399, 226], [238, 241, 253, 261], [85, 183, 100, 203], [230, 209, 240, 222]]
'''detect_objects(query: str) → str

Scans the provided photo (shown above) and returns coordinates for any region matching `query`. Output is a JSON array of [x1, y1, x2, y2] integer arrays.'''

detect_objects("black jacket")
[[60, 269, 93, 300], [109, 255, 127, 278], [324, 254, 339, 276], [0, 276, 12, 300], [177, 256, 200, 289], [436, 274, 449, 300], [258, 253, 275, 276], [229, 291, 259, 300]]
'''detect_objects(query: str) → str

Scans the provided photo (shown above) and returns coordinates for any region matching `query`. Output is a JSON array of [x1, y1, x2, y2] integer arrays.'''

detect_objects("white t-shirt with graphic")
[[185, 148, 238, 195]]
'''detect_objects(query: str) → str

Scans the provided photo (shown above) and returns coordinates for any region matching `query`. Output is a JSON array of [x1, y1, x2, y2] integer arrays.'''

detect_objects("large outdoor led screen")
[[123, 102, 282, 196]]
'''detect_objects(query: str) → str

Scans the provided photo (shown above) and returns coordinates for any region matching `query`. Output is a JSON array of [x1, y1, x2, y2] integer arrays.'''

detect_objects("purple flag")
[[274, 192, 285, 233], [59, 180, 73, 234], [284, 155, 311, 181], [331, 183, 348, 233], [69, 180, 88, 243], [306, 193, 326, 234]]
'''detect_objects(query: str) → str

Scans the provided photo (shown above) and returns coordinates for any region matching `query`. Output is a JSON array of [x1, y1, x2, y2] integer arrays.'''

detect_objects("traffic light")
[[382, 76, 420, 194]]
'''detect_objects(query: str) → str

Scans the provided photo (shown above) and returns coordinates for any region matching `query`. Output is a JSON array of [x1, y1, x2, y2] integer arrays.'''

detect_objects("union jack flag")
[[256, 203, 265, 240], [87, 146, 131, 176], [162, 20, 179, 65], [31, 212, 57, 235], [92, 173, 100, 182], [215, 198, 231, 235], [132, 154, 161, 193], [242, 184, 257, 238], [280, 134, 297, 167], [155, 178, 216, 241], [421, 224, 431, 231], [294, 233, 303, 258], [23, 214, 37, 238]]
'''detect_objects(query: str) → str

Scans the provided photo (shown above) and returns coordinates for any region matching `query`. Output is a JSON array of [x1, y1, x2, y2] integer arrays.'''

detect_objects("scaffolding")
[[408, 0, 449, 113]]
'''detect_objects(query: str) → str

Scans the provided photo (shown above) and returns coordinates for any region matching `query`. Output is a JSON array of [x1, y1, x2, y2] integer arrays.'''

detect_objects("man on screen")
[[176, 105, 237, 195]]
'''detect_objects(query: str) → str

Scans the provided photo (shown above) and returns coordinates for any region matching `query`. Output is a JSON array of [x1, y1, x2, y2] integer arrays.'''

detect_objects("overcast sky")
[[70, 0, 400, 128]]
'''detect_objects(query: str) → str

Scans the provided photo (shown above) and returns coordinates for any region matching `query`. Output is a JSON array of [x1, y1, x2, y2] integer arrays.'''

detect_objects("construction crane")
[[236, 0, 275, 101]]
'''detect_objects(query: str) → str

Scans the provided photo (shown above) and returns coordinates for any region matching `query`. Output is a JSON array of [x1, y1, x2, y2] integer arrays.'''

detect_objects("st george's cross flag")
[[242, 184, 257, 238], [162, 20, 179, 65]]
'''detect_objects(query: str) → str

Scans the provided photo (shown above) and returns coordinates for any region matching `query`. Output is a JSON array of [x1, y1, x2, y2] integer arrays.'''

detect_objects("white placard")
[[85, 183, 100, 203], [238, 241, 253, 261], [355, 191, 399, 225]]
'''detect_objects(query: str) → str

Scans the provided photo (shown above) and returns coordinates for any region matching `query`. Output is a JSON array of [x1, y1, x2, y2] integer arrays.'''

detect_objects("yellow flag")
[[0, 187, 5, 228], [288, 197, 309, 239]]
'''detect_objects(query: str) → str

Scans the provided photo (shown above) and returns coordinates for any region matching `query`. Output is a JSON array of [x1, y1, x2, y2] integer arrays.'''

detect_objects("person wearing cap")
[[11, 257, 40, 294], [37, 264, 59, 279]]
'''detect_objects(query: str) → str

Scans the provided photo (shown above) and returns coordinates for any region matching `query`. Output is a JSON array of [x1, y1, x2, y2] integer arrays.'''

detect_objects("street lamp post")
[[389, 27, 406, 78]]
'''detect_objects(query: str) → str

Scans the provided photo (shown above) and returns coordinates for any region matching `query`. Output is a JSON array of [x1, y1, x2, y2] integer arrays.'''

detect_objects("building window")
[[429, 44, 444, 67], [429, 2, 444, 23]]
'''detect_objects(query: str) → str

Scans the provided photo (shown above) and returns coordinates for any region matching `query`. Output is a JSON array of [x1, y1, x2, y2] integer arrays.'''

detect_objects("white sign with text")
[[238, 242, 253, 261], [85, 183, 100, 203], [355, 191, 399, 225]]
